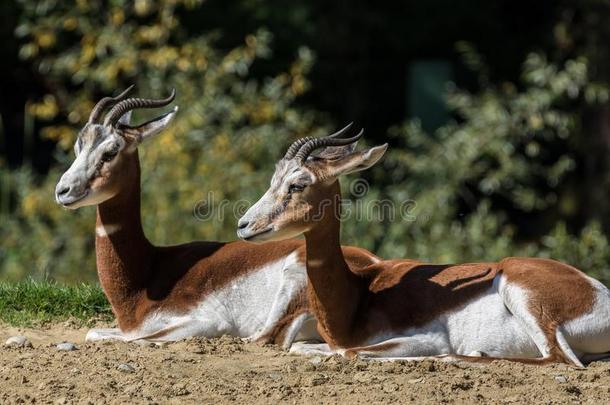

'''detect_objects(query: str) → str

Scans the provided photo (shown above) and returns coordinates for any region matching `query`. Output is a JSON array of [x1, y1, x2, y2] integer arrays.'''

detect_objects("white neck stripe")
[[96, 224, 121, 237]]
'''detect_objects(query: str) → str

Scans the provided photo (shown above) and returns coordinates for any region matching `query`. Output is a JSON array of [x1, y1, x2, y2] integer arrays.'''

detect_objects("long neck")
[[95, 150, 152, 329], [303, 181, 365, 348]]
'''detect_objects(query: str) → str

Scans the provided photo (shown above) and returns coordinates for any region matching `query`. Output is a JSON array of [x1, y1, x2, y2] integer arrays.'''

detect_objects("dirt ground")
[[2, 323, 610, 404]]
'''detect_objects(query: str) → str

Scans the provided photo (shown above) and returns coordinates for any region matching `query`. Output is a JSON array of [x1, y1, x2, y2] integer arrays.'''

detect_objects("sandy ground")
[[2, 323, 610, 404]]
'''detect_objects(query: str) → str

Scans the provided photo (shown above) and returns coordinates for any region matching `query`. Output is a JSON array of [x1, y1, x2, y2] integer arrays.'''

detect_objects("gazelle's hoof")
[[468, 351, 489, 357], [85, 328, 126, 342]]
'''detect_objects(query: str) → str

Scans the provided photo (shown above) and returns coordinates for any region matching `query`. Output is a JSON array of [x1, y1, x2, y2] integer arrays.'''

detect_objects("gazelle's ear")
[[122, 106, 178, 144], [117, 111, 132, 126], [324, 144, 388, 177], [313, 142, 358, 160]]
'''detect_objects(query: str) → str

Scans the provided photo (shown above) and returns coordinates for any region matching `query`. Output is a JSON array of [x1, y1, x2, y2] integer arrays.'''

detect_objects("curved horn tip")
[[341, 121, 354, 131], [115, 84, 135, 98], [327, 122, 354, 138]]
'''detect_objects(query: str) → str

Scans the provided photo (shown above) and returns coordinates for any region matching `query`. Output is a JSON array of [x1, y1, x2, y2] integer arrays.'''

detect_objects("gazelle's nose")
[[237, 219, 250, 230], [56, 184, 70, 197], [55, 174, 82, 205]]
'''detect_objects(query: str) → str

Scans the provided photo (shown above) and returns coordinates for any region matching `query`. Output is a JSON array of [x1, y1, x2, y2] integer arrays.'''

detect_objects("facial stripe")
[[268, 195, 290, 223], [59, 125, 126, 204]]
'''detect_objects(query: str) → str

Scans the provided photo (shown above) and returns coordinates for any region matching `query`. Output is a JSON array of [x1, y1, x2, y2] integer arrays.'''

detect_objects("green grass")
[[0, 280, 113, 326]]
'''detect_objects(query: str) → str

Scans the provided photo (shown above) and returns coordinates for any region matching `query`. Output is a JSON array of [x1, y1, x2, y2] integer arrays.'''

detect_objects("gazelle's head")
[[237, 124, 387, 242], [55, 86, 178, 209]]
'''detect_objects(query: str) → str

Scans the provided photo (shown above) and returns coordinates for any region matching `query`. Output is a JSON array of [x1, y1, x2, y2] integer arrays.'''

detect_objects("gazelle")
[[237, 125, 610, 366], [54, 88, 378, 347]]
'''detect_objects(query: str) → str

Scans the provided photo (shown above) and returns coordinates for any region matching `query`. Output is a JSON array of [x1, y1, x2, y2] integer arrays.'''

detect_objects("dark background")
[[0, 0, 569, 169]]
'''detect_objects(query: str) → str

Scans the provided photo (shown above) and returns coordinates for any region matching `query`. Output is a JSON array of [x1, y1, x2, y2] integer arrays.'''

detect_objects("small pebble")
[[4, 336, 32, 348], [309, 356, 323, 365], [554, 375, 568, 383], [171, 382, 190, 396], [268, 372, 282, 381], [307, 374, 328, 386], [134, 340, 156, 348], [354, 371, 374, 383], [117, 363, 136, 373], [383, 381, 400, 393], [56, 342, 78, 351]]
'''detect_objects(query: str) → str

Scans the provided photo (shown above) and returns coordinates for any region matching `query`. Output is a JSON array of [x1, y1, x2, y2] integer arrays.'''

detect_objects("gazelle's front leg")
[[290, 338, 454, 362], [289, 341, 334, 356], [86, 328, 128, 342], [343, 335, 449, 360]]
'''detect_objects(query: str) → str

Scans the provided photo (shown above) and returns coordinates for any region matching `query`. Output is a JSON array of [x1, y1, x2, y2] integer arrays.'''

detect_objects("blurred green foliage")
[[1, 0, 321, 282], [0, 0, 609, 286], [343, 48, 610, 284]]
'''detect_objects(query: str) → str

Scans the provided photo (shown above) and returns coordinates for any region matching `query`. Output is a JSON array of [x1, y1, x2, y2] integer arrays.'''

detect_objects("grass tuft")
[[0, 279, 112, 327]]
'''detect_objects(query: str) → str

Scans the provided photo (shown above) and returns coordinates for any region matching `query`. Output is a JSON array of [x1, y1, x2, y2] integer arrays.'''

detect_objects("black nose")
[[56, 186, 70, 197], [237, 220, 249, 230]]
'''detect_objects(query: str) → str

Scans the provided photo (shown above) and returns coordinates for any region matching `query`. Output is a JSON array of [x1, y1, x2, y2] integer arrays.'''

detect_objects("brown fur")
[[499, 257, 596, 323]]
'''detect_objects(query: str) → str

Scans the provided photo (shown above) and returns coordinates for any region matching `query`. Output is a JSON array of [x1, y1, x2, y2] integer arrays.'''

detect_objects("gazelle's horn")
[[294, 128, 364, 163], [103, 89, 176, 127], [284, 136, 316, 159], [325, 122, 354, 138], [87, 85, 135, 124], [284, 122, 354, 159]]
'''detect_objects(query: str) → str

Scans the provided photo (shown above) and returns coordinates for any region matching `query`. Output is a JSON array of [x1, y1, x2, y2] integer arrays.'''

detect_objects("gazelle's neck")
[[95, 150, 152, 329], [303, 181, 365, 348]]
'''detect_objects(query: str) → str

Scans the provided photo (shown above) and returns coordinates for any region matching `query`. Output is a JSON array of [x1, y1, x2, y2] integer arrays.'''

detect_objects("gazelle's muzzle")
[[237, 219, 274, 242], [236, 196, 277, 242], [237, 224, 274, 242], [236, 212, 275, 242], [55, 170, 89, 208]]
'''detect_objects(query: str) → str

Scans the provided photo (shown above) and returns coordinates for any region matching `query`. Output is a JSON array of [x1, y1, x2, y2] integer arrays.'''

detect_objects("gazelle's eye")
[[101, 149, 118, 162], [288, 184, 305, 194]]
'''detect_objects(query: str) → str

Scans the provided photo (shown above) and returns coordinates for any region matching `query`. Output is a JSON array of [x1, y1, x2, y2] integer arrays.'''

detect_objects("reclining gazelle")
[[237, 125, 610, 366], [54, 88, 378, 347]]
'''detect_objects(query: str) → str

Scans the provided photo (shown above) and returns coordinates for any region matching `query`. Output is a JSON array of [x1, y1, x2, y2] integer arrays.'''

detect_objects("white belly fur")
[[364, 285, 540, 358], [362, 274, 610, 359], [443, 288, 540, 357], [122, 252, 307, 342]]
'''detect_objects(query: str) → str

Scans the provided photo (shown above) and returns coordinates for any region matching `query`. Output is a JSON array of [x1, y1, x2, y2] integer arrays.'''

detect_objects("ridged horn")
[[284, 122, 354, 159], [87, 85, 135, 124], [103, 89, 176, 127], [294, 128, 364, 163], [284, 136, 316, 159]]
